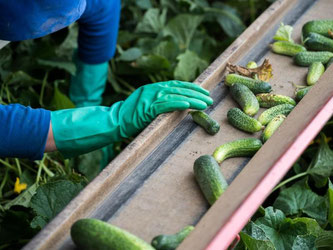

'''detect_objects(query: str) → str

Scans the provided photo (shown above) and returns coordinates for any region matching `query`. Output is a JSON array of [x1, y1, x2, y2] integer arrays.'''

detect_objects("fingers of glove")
[[152, 101, 190, 115], [156, 94, 208, 111], [162, 87, 213, 106], [165, 81, 210, 96]]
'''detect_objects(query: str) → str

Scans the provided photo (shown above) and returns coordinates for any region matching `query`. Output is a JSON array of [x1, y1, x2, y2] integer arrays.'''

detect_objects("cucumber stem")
[[271, 171, 308, 193]]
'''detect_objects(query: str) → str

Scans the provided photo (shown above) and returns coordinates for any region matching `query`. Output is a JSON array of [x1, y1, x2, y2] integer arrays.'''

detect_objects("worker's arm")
[[45, 122, 57, 152]]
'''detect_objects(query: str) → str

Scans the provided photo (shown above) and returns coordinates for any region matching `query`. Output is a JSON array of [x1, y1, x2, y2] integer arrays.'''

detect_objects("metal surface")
[[0, 40, 9, 50]]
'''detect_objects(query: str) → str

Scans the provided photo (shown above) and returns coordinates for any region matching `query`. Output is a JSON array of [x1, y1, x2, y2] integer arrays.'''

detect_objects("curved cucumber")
[[295, 86, 312, 102], [327, 57, 333, 69], [230, 83, 259, 116], [294, 51, 333, 66], [304, 32, 333, 52], [227, 108, 264, 133], [307, 62, 325, 85], [193, 155, 228, 205], [71, 219, 154, 250], [302, 20, 333, 38], [258, 104, 294, 125], [271, 41, 306, 56], [225, 74, 272, 94], [261, 115, 286, 143], [212, 138, 262, 163], [151, 226, 194, 250], [190, 111, 220, 135], [256, 93, 296, 108]]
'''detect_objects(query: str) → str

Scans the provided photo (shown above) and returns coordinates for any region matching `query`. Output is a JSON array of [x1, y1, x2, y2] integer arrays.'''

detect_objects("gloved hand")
[[51, 81, 213, 158], [69, 54, 108, 107]]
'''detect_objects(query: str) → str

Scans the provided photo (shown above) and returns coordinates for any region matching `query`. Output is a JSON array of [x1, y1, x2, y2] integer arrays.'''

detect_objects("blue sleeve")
[[0, 104, 51, 160], [77, 0, 121, 64]]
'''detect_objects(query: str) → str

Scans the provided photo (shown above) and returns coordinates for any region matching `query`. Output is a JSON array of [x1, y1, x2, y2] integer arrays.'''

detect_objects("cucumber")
[[225, 74, 272, 94], [227, 108, 264, 133], [246, 61, 257, 69], [271, 41, 306, 56], [190, 111, 220, 135], [293, 51, 333, 66], [193, 155, 228, 205], [295, 86, 312, 102], [230, 83, 259, 116], [151, 226, 194, 250], [258, 104, 294, 125], [212, 138, 262, 163], [304, 32, 333, 52], [307, 62, 325, 85], [256, 93, 296, 108], [261, 115, 286, 143], [71, 218, 154, 250], [302, 20, 333, 38]]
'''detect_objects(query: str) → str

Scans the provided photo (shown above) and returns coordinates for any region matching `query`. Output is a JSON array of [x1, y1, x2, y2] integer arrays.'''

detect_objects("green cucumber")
[[271, 41, 306, 56], [295, 86, 312, 102], [190, 111, 220, 135], [307, 62, 325, 85], [256, 93, 296, 108], [261, 115, 286, 143], [246, 61, 257, 69], [151, 226, 194, 250], [212, 138, 262, 163], [193, 155, 228, 205], [71, 218, 154, 250], [225, 74, 272, 94], [304, 32, 333, 52], [293, 51, 333, 66], [327, 57, 333, 68], [230, 83, 259, 116], [302, 20, 333, 38], [258, 104, 294, 125], [227, 108, 264, 133]]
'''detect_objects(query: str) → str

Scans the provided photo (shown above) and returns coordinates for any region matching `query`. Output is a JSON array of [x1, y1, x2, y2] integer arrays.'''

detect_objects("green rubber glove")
[[69, 54, 108, 107], [51, 81, 213, 158]]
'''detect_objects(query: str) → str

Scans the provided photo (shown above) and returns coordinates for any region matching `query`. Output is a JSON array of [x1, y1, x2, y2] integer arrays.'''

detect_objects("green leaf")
[[164, 14, 203, 49], [308, 133, 333, 188], [292, 235, 316, 250], [240, 221, 275, 250], [55, 23, 78, 60], [73, 150, 103, 181], [273, 181, 328, 225], [174, 50, 208, 81], [153, 40, 179, 62], [208, 3, 246, 37], [37, 59, 76, 75], [50, 85, 75, 110], [315, 230, 333, 250], [273, 23, 294, 43], [328, 180, 333, 227], [118, 48, 143, 62], [136, 8, 167, 34], [136, 0, 152, 9], [29, 180, 84, 229], [254, 207, 317, 250], [136, 54, 171, 71], [4, 184, 38, 210]]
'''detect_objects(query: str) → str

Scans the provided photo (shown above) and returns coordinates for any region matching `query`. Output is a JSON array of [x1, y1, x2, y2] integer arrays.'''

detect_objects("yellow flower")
[[14, 177, 27, 194]]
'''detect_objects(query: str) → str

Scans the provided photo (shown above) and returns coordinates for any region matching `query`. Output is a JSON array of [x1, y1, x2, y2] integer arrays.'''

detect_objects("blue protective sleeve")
[[78, 0, 121, 64], [0, 104, 51, 160]]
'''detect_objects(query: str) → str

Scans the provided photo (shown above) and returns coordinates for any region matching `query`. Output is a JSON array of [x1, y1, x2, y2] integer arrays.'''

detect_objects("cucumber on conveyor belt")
[[256, 93, 296, 108], [258, 104, 294, 125], [271, 41, 306, 56], [190, 111, 220, 135], [261, 115, 286, 143], [227, 108, 264, 133], [295, 86, 312, 102], [294, 51, 333, 66], [302, 20, 333, 38], [230, 83, 259, 116], [307, 62, 325, 86], [304, 32, 333, 52], [225, 74, 272, 94]]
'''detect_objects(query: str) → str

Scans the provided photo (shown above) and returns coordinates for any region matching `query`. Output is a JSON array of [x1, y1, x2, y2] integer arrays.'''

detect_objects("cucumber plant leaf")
[[292, 235, 316, 250], [4, 184, 38, 210], [308, 133, 333, 188], [164, 14, 203, 49], [50, 84, 75, 110], [29, 180, 84, 229], [240, 221, 275, 250], [174, 50, 208, 81], [117, 48, 143, 62], [273, 181, 328, 225], [273, 23, 294, 43], [37, 59, 76, 75], [315, 230, 333, 249], [328, 179, 333, 227], [136, 8, 167, 34]]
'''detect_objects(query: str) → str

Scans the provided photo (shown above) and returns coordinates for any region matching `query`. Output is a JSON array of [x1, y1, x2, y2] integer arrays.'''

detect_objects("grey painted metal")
[[0, 40, 9, 50]]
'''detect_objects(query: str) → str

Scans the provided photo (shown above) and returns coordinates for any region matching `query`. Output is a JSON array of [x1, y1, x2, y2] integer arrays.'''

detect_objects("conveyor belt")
[[24, 0, 333, 249]]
